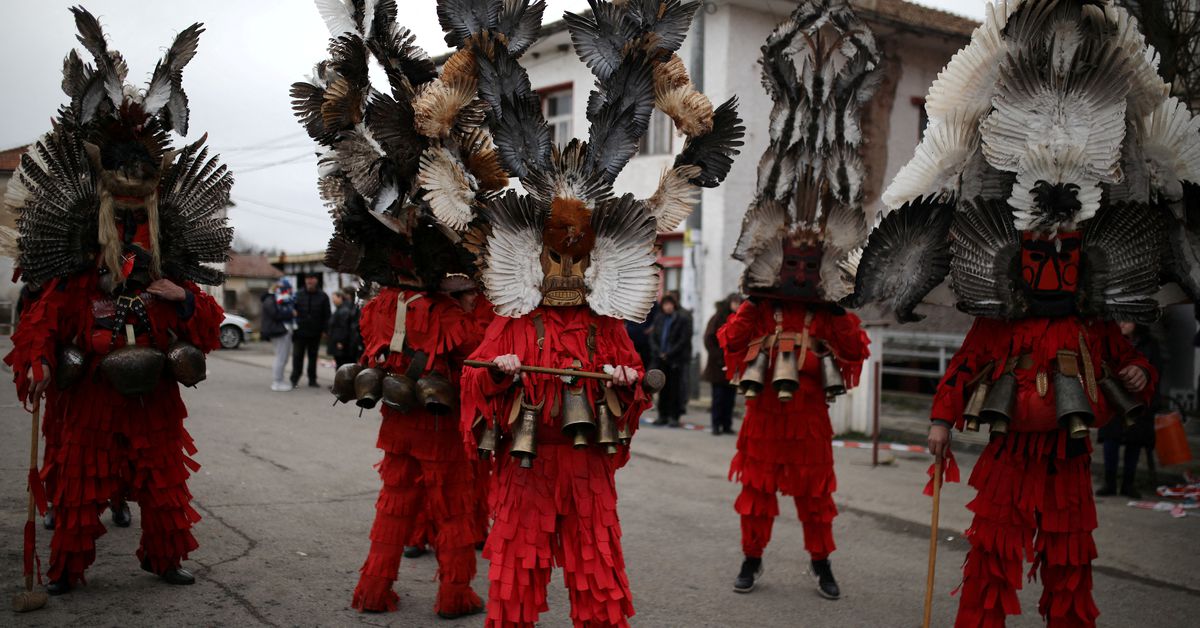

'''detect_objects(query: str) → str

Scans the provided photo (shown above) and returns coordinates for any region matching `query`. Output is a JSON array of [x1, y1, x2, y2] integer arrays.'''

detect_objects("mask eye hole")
[[1029, 251, 1046, 262], [806, 261, 819, 270]]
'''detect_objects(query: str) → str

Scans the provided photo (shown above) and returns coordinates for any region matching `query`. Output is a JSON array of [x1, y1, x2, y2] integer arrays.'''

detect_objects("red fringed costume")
[[5, 272, 222, 586], [461, 306, 650, 628], [350, 287, 488, 615], [931, 317, 1155, 627], [718, 301, 869, 561]]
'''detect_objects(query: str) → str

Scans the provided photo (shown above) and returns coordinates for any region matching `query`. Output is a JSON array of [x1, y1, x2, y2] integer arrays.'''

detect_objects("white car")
[[220, 313, 253, 349]]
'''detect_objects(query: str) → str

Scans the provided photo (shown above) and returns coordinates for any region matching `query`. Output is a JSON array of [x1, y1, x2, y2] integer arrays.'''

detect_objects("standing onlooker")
[[262, 279, 297, 392], [291, 274, 332, 388], [650, 293, 693, 427], [328, 289, 361, 368], [704, 293, 743, 435], [1098, 322, 1164, 498]]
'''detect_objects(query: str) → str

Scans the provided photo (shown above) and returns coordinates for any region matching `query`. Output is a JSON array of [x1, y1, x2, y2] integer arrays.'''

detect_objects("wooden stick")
[[464, 359, 613, 381], [25, 401, 40, 592], [923, 458, 943, 628]]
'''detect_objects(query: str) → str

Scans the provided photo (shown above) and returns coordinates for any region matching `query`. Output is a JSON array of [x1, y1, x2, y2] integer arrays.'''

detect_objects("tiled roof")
[[0, 145, 29, 172], [853, 0, 978, 39], [226, 253, 284, 279]]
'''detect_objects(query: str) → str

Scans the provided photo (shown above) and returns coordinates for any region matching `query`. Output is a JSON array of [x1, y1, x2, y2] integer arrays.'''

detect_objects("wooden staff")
[[922, 458, 943, 628], [12, 401, 48, 612], [464, 360, 666, 392]]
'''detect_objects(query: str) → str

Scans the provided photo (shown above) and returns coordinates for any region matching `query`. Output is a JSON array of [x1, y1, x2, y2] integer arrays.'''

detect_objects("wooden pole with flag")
[[922, 458, 943, 628]]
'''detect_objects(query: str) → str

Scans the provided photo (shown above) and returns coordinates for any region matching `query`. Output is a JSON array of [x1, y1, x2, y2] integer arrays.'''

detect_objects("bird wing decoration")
[[733, 0, 877, 300], [844, 199, 954, 322], [7, 127, 99, 285], [882, 112, 977, 208], [142, 23, 204, 136], [1137, 97, 1200, 207], [157, 135, 234, 285], [585, 195, 659, 322], [949, 198, 1022, 319], [69, 7, 126, 125], [522, 140, 615, 209], [480, 191, 544, 317], [1164, 184, 1200, 301], [1080, 201, 1165, 323]]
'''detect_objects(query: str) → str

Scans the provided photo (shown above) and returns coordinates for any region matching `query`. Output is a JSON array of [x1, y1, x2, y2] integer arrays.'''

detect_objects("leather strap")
[[795, 310, 815, 372], [389, 293, 424, 353], [533, 314, 545, 349]]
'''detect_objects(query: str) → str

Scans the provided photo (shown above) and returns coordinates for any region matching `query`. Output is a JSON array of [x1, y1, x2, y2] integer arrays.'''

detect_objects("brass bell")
[[476, 420, 499, 460], [820, 354, 846, 398], [166, 341, 207, 387], [1098, 373, 1145, 428], [979, 372, 1016, 425], [354, 367, 385, 409], [332, 363, 363, 404], [382, 374, 417, 412], [99, 345, 165, 396], [510, 401, 540, 468], [772, 350, 799, 402], [55, 344, 87, 390], [990, 418, 1009, 434], [962, 379, 991, 432], [617, 423, 632, 445], [739, 352, 769, 398], [561, 388, 596, 448], [416, 372, 455, 415], [596, 400, 619, 455], [1054, 371, 1094, 439]]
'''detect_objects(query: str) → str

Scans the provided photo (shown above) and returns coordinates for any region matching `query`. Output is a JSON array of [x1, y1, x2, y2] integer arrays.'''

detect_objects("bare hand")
[[928, 424, 951, 460], [147, 279, 186, 302], [28, 363, 51, 399], [1118, 365, 1148, 393], [494, 354, 521, 377], [609, 365, 639, 388]]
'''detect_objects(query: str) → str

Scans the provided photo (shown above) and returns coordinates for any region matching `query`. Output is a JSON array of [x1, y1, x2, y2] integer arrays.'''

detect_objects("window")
[[639, 110, 674, 156], [913, 96, 928, 141], [540, 87, 573, 145]]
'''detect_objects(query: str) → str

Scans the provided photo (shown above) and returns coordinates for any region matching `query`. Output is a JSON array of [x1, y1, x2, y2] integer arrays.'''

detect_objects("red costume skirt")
[[730, 384, 837, 560], [352, 409, 481, 615], [955, 430, 1098, 628]]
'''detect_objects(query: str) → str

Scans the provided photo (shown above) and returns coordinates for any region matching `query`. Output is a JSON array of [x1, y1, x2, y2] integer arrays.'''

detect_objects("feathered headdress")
[[4, 6, 232, 286], [293, 0, 506, 290], [732, 0, 880, 303], [418, 0, 744, 322], [848, 0, 1200, 323]]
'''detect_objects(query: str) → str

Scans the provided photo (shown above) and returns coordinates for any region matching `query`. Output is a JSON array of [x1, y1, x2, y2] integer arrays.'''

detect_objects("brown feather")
[[321, 77, 363, 130], [414, 78, 478, 138]]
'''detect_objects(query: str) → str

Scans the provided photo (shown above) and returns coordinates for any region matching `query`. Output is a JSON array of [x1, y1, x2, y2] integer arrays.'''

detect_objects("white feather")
[[586, 236, 659, 322], [418, 146, 479, 231], [1139, 97, 1200, 202], [882, 112, 978, 208], [1008, 145, 1102, 230], [484, 224, 543, 318], [924, 1, 1010, 125], [314, 0, 358, 36], [645, 165, 700, 232]]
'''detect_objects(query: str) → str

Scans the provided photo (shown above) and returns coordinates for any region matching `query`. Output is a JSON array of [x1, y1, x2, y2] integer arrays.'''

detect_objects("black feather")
[[565, 0, 627, 82], [498, 0, 546, 56], [437, 0, 501, 48], [674, 97, 745, 187]]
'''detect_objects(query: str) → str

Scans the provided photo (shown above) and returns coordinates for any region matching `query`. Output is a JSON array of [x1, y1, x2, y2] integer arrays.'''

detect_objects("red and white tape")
[[832, 440, 928, 453]]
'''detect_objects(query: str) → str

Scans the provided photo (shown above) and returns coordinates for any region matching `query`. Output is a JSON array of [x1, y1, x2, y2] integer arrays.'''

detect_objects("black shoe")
[[141, 560, 196, 585], [668, 417, 681, 428], [651, 417, 668, 426], [812, 559, 840, 600], [437, 603, 485, 620], [308, 380, 320, 388], [403, 545, 427, 558], [46, 577, 71, 596], [43, 506, 55, 531], [111, 501, 132, 528], [1096, 484, 1116, 497], [733, 557, 763, 593]]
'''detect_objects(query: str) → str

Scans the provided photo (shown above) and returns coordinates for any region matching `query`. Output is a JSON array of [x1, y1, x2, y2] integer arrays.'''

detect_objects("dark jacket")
[[328, 301, 360, 357], [260, 292, 295, 340], [293, 288, 331, 339], [649, 308, 693, 370], [702, 310, 732, 384], [1098, 330, 1164, 447]]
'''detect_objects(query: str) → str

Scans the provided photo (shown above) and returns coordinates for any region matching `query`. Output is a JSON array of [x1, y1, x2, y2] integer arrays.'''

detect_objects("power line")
[[231, 195, 331, 228], [232, 205, 331, 232], [229, 151, 316, 174]]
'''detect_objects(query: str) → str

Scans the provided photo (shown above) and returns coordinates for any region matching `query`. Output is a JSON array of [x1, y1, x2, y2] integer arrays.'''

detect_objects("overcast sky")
[[0, 0, 987, 254]]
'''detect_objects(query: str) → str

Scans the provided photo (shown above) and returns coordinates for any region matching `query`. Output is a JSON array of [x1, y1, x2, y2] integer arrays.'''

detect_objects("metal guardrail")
[[876, 329, 965, 381]]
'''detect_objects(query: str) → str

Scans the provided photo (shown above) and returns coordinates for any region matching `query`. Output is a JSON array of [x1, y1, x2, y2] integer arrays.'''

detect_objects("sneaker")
[[271, 382, 294, 392], [733, 557, 763, 593], [811, 559, 840, 600]]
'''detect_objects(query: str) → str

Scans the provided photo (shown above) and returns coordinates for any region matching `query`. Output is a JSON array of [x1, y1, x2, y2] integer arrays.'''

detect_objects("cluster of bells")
[[55, 339, 207, 397], [491, 370, 666, 469], [735, 349, 846, 402], [331, 363, 456, 415], [961, 363, 1147, 439]]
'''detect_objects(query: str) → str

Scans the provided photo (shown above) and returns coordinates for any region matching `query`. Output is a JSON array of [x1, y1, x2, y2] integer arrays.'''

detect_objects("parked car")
[[220, 313, 253, 349]]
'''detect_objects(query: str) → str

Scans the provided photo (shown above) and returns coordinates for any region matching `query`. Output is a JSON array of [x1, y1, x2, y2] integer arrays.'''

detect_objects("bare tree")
[[1117, 0, 1200, 108]]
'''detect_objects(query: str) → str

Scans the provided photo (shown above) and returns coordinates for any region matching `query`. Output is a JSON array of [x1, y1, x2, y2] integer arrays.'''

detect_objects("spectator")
[[650, 293, 693, 427], [703, 293, 743, 435], [626, 300, 658, 373], [291, 274, 331, 388], [328, 289, 361, 368], [1097, 322, 1164, 498], [261, 279, 297, 392]]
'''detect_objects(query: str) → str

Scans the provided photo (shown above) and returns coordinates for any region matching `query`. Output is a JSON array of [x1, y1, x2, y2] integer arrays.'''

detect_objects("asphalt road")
[[1, 343, 1198, 627]]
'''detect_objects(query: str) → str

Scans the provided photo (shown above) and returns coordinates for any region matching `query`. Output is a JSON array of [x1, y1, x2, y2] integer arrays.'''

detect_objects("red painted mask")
[[777, 240, 823, 301], [1019, 232, 1081, 315]]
